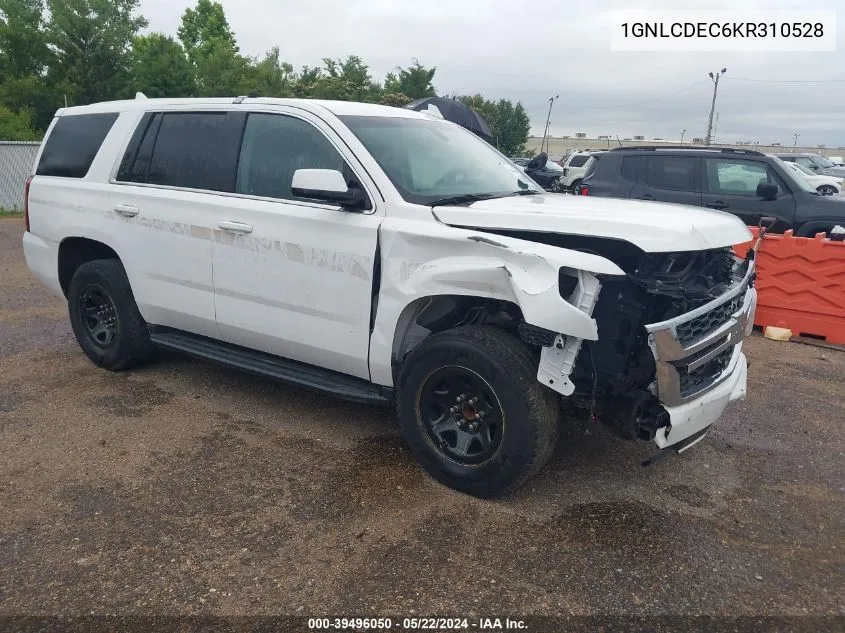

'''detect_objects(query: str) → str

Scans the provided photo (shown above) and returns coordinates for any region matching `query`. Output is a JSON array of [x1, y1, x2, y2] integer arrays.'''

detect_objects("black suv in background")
[[578, 146, 845, 236]]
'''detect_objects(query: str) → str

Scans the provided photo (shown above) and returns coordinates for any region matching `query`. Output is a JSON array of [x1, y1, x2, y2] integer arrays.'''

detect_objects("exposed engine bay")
[[475, 229, 753, 443]]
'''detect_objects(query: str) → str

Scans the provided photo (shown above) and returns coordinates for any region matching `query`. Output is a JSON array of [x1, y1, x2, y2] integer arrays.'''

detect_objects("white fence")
[[0, 142, 39, 211]]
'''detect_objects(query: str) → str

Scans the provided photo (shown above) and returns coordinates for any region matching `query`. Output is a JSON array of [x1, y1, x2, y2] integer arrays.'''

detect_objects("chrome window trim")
[[106, 180, 371, 215]]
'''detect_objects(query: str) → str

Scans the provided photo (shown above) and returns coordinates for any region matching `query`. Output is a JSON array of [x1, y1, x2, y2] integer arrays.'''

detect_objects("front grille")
[[679, 347, 734, 398], [675, 295, 744, 345]]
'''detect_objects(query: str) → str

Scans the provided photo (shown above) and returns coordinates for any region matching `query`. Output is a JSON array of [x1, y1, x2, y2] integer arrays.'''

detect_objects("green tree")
[[290, 65, 322, 98], [0, 75, 62, 131], [0, 0, 50, 80], [177, 0, 237, 67], [178, 0, 247, 96], [378, 92, 412, 107], [193, 39, 248, 96], [0, 0, 60, 130], [384, 59, 435, 100], [243, 46, 294, 97], [0, 104, 40, 140], [45, 0, 148, 104], [129, 33, 195, 98], [310, 56, 381, 102], [458, 94, 530, 156]]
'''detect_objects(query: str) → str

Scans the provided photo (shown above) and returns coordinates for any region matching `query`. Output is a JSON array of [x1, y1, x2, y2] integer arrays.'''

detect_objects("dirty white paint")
[[23, 97, 754, 448]]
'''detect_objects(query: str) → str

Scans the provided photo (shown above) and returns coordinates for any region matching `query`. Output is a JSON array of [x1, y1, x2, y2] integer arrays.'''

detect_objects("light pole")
[[680, 128, 686, 144], [792, 132, 800, 152], [705, 68, 726, 146], [541, 94, 559, 155]]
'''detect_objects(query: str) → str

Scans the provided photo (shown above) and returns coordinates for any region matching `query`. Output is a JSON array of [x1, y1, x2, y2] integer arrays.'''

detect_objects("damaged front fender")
[[368, 218, 624, 388]]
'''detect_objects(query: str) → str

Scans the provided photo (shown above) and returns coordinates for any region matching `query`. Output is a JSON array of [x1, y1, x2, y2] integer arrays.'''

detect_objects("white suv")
[[561, 151, 595, 192], [23, 96, 756, 496]]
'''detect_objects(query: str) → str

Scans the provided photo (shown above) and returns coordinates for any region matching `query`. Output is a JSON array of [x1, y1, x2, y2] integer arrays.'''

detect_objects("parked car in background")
[[782, 160, 843, 195], [560, 151, 595, 193], [579, 146, 845, 236], [827, 155, 844, 166], [512, 154, 563, 192], [775, 153, 845, 178], [22, 97, 756, 497]]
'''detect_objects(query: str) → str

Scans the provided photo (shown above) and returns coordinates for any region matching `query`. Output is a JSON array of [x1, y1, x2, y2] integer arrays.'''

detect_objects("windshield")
[[340, 115, 542, 204], [790, 162, 816, 176], [811, 155, 834, 168], [772, 157, 816, 193]]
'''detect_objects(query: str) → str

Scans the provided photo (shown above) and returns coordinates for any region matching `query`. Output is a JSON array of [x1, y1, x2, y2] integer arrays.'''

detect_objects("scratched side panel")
[[212, 198, 381, 381]]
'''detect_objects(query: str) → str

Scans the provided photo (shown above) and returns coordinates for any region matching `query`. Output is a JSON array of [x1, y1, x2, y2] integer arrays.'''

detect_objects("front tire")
[[817, 184, 837, 195], [396, 326, 559, 497], [67, 259, 153, 371]]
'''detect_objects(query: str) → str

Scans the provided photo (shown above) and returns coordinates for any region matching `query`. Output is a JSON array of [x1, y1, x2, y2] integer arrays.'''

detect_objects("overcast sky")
[[140, 0, 845, 146]]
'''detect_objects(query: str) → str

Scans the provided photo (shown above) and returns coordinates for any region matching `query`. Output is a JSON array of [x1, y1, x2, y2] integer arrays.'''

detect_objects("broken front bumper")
[[645, 259, 757, 449]]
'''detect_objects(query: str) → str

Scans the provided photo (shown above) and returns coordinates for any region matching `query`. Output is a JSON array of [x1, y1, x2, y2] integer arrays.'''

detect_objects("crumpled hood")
[[433, 194, 753, 253]]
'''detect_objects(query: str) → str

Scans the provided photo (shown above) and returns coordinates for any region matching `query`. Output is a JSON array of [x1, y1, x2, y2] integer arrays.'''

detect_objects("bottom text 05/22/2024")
[[307, 617, 528, 630]]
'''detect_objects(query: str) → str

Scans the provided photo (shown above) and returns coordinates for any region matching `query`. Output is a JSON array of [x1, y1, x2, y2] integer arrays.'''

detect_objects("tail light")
[[578, 184, 591, 196], [23, 174, 33, 232]]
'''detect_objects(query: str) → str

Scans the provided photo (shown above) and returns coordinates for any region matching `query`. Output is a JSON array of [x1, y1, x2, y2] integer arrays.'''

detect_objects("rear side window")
[[147, 112, 244, 191], [36, 113, 118, 178], [117, 111, 245, 192], [642, 156, 698, 191], [567, 154, 589, 168], [621, 156, 641, 180]]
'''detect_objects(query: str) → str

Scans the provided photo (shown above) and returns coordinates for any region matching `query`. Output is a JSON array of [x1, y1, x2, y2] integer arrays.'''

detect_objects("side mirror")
[[756, 182, 778, 201], [291, 169, 367, 211]]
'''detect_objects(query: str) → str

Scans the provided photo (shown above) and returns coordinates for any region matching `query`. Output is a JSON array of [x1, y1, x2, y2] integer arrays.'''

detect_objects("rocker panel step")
[[148, 327, 391, 406]]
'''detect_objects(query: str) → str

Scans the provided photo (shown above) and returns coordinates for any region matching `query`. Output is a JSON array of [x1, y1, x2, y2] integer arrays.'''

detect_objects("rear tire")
[[569, 178, 582, 194], [67, 259, 153, 371], [396, 326, 559, 498]]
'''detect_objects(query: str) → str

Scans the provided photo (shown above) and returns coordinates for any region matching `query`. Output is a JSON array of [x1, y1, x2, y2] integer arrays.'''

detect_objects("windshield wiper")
[[511, 189, 542, 196], [429, 193, 500, 207]]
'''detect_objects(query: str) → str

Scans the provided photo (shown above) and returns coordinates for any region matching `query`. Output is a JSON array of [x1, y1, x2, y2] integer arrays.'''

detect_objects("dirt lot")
[[1, 216, 843, 626]]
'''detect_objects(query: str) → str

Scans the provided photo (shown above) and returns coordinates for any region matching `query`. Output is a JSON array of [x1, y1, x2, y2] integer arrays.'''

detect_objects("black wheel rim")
[[79, 284, 119, 348], [819, 185, 835, 195], [416, 366, 505, 466]]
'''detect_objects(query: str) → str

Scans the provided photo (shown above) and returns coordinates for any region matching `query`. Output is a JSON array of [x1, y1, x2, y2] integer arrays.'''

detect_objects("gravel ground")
[[0, 217, 843, 629]]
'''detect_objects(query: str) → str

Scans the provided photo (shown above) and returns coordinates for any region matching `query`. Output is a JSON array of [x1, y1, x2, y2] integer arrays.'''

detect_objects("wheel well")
[[391, 295, 525, 379], [58, 238, 119, 296]]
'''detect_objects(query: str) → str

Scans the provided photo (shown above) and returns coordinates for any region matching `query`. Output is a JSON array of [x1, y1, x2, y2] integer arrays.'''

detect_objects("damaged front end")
[[539, 245, 756, 453]]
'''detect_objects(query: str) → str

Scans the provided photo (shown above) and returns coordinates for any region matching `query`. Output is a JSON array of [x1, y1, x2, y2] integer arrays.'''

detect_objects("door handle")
[[217, 221, 253, 234], [640, 194, 655, 201], [113, 204, 139, 217], [706, 201, 729, 210]]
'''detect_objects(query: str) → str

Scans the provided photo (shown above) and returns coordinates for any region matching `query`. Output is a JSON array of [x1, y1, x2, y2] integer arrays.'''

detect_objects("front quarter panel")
[[368, 213, 623, 387]]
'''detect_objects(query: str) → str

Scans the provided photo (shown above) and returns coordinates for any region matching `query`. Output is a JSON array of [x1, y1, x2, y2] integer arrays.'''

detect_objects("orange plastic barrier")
[[732, 228, 845, 345]]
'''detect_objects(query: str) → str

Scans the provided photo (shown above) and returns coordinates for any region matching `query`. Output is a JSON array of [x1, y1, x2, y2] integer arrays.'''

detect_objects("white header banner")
[[611, 10, 837, 52]]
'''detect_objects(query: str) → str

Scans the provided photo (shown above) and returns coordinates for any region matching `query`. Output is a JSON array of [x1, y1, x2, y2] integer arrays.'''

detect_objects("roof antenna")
[[135, 92, 147, 100]]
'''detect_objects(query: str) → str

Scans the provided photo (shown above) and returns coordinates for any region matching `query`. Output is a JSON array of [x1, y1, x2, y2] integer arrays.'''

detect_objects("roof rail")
[[609, 145, 764, 156]]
